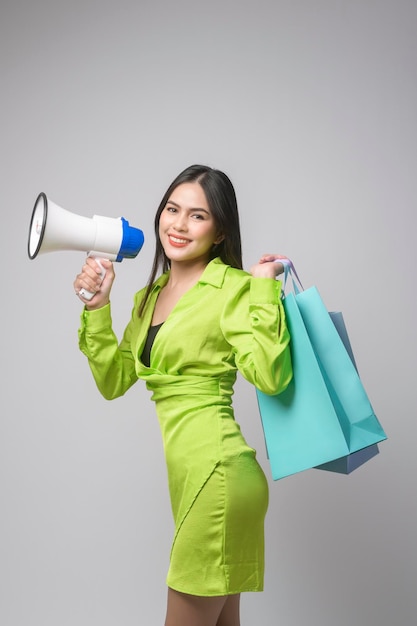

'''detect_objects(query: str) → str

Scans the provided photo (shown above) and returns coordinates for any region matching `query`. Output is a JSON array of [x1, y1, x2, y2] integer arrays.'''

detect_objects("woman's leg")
[[216, 594, 241, 626], [164, 588, 240, 626]]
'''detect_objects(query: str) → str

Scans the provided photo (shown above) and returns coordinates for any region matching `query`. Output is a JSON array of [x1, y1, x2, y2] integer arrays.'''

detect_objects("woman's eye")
[[192, 213, 204, 220]]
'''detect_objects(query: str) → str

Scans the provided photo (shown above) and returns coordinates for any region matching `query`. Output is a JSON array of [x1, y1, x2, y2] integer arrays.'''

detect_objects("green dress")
[[78, 258, 292, 596]]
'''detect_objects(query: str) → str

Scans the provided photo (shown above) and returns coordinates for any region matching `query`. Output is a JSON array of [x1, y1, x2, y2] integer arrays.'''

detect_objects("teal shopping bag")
[[257, 261, 387, 480], [315, 311, 381, 474], [296, 288, 386, 456], [315, 442, 380, 474], [257, 291, 351, 480]]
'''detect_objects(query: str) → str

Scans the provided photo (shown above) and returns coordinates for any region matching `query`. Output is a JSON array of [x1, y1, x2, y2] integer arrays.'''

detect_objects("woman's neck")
[[166, 259, 208, 289]]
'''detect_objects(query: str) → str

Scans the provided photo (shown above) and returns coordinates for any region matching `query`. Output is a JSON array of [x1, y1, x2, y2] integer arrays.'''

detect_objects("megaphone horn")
[[28, 192, 145, 299]]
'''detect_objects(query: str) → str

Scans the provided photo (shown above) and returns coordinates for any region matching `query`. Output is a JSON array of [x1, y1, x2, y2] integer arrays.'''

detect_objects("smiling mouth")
[[168, 235, 190, 245]]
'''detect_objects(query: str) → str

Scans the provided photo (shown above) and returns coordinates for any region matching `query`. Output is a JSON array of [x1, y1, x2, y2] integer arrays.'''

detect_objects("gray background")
[[1, 0, 416, 624]]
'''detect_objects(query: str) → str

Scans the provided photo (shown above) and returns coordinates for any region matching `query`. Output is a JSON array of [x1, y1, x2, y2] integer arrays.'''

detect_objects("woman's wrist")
[[251, 263, 284, 279], [85, 299, 110, 311]]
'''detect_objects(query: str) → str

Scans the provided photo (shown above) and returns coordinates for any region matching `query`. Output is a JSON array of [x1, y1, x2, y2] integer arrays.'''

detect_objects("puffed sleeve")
[[221, 276, 292, 395], [78, 301, 139, 400]]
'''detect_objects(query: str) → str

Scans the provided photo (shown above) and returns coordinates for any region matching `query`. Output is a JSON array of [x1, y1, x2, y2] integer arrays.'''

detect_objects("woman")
[[74, 164, 292, 626]]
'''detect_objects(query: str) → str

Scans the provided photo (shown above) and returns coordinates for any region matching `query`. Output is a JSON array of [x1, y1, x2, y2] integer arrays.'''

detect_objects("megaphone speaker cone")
[[28, 192, 47, 259]]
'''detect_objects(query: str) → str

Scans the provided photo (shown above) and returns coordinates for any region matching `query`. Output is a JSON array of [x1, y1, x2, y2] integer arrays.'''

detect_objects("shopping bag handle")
[[276, 258, 304, 295]]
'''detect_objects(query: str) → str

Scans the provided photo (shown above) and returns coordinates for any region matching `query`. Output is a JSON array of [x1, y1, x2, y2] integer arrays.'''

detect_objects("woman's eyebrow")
[[166, 200, 210, 214]]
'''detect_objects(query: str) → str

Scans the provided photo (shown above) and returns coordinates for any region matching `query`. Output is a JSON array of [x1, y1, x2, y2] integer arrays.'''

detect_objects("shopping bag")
[[257, 290, 350, 479], [256, 261, 387, 480], [315, 311, 380, 474], [315, 442, 380, 474], [296, 287, 386, 469]]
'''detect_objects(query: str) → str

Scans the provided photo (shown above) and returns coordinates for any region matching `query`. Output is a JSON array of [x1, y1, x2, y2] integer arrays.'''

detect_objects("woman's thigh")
[[164, 588, 240, 626], [168, 456, 268, 596]]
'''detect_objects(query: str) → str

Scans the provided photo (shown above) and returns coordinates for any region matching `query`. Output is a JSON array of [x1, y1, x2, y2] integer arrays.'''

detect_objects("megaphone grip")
[[78, 257, 106, 301]]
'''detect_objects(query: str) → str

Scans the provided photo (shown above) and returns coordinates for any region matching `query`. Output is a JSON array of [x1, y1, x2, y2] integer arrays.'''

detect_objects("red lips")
[[168, 234, 190, 247]]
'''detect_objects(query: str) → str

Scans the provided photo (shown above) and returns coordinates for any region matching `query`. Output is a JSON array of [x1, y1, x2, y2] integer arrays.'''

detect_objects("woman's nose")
[[173, 212, 187, 231]]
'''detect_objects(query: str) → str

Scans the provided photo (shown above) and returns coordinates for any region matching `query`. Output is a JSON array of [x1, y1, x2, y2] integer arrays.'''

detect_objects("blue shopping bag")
[[315, 311, 380, 474], [257, 261, 387, 480]]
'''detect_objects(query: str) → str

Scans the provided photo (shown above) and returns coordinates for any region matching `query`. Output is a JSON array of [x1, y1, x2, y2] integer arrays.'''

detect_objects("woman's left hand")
[[250, 254, 289, 278]]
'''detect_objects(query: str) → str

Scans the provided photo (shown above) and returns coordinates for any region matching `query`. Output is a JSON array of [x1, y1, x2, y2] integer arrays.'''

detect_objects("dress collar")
[[150, 257, 229, 293]]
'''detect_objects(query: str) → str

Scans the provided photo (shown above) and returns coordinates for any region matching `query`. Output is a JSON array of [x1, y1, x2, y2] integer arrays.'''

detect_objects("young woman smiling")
[[74, 164, 292, 626]]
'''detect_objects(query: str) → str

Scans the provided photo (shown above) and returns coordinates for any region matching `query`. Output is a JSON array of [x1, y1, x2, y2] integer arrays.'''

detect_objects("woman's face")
[[159, 182, 222, 266]]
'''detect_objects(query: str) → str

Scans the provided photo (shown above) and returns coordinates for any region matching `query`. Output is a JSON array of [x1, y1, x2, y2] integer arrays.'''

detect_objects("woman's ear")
[[214, 233, 225, 245]]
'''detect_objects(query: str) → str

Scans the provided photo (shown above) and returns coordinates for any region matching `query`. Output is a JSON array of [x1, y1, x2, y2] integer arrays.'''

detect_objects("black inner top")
[[141, 322, 163, 367]]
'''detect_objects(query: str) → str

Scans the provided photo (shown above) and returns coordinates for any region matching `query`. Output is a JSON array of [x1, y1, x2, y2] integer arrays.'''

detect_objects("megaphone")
[[28, 192, 145, 300]]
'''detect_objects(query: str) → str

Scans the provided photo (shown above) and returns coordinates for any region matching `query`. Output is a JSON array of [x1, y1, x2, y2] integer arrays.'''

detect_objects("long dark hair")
[[138, 164, 243, 317]]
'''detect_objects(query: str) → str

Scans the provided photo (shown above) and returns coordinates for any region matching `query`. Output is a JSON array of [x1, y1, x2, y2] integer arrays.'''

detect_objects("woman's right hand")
[[73, 257, 115, 310]]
